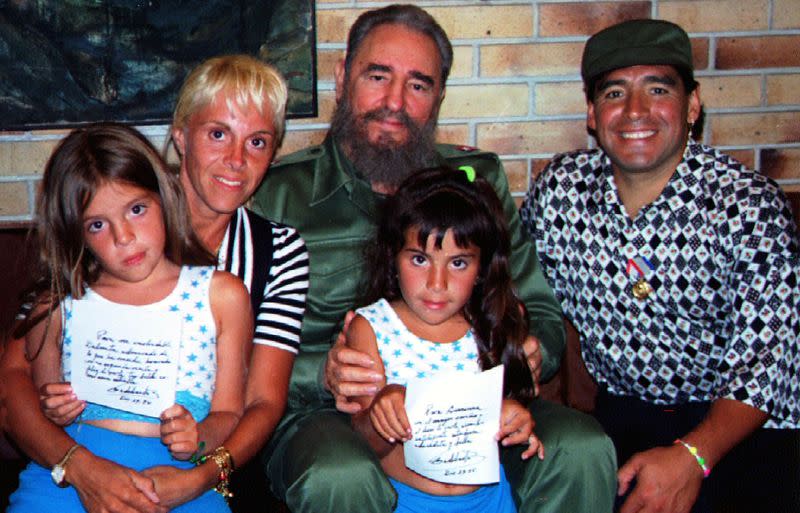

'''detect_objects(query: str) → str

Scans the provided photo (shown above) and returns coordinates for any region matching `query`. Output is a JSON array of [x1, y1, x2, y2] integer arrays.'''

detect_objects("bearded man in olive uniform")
[[250, 5, 616, 513]]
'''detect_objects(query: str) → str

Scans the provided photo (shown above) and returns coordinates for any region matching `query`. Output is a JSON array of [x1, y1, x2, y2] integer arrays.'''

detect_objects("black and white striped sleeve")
[[253, 223, 309, 353]]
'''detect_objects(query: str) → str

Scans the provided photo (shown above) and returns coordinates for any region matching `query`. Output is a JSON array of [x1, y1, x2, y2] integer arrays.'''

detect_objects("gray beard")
[[329, 95, 438, 190]]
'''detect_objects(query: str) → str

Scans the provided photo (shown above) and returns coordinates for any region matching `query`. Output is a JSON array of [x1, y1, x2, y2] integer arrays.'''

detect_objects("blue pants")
[[389, 465, 516, 513], [8, 423, 229, 513]]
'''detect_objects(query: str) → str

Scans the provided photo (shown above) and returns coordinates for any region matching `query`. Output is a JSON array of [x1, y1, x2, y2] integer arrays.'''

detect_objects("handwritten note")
[[70, 300, 181, 417], [404, 365, 503, 485]]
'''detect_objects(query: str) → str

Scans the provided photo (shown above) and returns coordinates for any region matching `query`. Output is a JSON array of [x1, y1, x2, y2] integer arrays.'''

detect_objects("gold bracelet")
[[198, 446, 235, 499]]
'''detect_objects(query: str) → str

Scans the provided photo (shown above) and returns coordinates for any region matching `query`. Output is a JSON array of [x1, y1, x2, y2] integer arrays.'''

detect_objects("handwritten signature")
[[428, 449, 485, 468]]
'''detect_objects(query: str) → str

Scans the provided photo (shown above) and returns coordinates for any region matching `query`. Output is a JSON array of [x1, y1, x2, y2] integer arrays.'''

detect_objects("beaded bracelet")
[[674, 439, 711, 478], [189, 441, 206, 464], [198, 446, 235, 499]]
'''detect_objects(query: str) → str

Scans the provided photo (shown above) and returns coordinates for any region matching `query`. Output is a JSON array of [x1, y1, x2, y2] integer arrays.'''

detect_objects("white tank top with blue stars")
[[62, 265, 217, 423], [355, 298, 480, 386]]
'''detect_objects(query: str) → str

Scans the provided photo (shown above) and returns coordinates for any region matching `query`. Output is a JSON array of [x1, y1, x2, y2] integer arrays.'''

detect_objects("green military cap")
[[581, 19, 693, 85]]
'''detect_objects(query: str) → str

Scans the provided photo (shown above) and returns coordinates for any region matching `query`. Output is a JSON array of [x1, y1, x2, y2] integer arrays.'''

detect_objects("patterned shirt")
[[218, 207, 309, 353], [520, 141, 800, 428], [355, 298, 480, 386]]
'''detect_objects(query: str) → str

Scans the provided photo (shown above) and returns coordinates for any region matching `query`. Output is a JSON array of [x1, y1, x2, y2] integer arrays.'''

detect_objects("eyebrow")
[[204, 119, 275, 136], [597, 73, 678, 93], [364, 63, 436, 87]]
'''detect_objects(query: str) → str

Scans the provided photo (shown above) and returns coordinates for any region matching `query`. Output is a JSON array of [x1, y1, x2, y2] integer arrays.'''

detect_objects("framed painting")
[[0, 0, 317, 130]]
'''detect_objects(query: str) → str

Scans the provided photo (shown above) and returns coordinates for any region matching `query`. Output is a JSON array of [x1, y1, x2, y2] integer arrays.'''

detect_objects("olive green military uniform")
[[251, 135, 616, 513]]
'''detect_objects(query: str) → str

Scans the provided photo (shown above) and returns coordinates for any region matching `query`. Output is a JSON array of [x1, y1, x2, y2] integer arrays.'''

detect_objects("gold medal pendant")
[[632, 279, 653, 299]]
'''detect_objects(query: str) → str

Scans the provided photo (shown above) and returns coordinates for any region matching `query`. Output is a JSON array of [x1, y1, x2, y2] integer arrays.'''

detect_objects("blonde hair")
[[172, 54, 288, 145]]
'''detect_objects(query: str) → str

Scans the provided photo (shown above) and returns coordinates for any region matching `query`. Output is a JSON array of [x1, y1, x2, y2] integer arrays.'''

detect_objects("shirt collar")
[[597, 138, 699, 218]]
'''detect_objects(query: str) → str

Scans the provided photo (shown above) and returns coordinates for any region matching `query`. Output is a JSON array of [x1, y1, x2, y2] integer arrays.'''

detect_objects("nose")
[[224, 140, 246, 170], [426, 264, 447, 292], [383, 78, 405, 113], [112, 221, 134, 246], [624, 90, 647, 120]]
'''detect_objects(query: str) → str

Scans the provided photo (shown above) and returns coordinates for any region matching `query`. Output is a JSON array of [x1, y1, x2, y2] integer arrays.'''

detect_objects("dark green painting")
[[0, 0, 317, 130]]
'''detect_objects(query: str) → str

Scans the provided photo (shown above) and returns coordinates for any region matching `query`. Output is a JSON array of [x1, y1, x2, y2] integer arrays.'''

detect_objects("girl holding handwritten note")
[[8, 123, 251, 512], [346, 167, 544, 513]]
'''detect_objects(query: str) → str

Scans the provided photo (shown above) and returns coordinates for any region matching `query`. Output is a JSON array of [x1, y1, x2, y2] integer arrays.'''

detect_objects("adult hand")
[[160, 404, 199, 461], [69, 448, 167, 513], [523, 335, 542, 397], [141, 465, 207, 510], [325, 311, 382, 414], [617, 444, 703, 513], [39, 382, 85, 426], [497, 398, 544, 461]]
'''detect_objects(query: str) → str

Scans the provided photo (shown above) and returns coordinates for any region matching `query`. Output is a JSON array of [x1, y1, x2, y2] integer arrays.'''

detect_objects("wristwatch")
[[51, 444, 81, 487]]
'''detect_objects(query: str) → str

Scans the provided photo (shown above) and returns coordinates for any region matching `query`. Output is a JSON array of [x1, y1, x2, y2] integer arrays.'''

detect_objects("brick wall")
[[1, 0, 798, 225]]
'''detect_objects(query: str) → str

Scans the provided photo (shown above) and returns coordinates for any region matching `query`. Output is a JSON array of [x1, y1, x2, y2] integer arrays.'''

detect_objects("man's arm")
[[618, 399, 767, 513], [619, 176, 800, 513]]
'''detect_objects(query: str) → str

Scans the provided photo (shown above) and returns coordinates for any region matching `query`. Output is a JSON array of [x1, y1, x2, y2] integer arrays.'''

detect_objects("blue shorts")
[[390, 465, 517, 513], [8, 423, 229, 513]]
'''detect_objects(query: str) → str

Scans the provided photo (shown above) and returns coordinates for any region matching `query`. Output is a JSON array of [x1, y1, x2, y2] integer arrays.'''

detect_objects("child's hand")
[[497, 399, 545, 460], [160, 404, 199, 460], [39, 382, 85, 426], [369, 384, 412, 444]]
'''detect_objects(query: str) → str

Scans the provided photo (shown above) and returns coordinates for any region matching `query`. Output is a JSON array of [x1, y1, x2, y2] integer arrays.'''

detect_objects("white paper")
[[403, 365, 503, 485], [70, 300, 181, 417]]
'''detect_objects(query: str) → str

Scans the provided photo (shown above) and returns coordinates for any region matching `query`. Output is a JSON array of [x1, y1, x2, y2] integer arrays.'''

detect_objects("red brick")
[[316, 10, 361, 44], [539, 2, 650, 37], [435, 125, 471, 146], [502, 159, 528, 193], [531, 158, 554, 181], [481, 42, 584, 77], [690, 38, 710, 72], [761, 148, 800, 182], [709, 112, 800, 146], [717, 36, 800, 69], [477, 120, 587, 155], [316, 49, 344, 83], [725, 149, 756, 171], [660, 1, 768, 32]]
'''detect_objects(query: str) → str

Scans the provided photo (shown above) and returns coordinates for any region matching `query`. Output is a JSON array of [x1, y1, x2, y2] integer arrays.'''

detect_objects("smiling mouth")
[[620, 130, 656, 140], [215, 176, 243, 187]]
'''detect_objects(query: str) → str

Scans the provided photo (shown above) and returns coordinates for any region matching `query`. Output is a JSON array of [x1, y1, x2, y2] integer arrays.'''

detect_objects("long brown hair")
[[16, 123, 214, 354], [363, 166, 534, 404]]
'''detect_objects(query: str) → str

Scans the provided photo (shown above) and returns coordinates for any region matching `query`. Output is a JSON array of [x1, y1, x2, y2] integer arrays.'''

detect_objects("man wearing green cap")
[[251, 4, 616, 513], [521, 18, 800, 513]]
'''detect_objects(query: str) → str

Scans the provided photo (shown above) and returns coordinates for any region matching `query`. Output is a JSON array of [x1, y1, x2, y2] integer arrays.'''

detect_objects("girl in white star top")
[[8, 123, 251, 513], [346, 166, 545, 513]]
